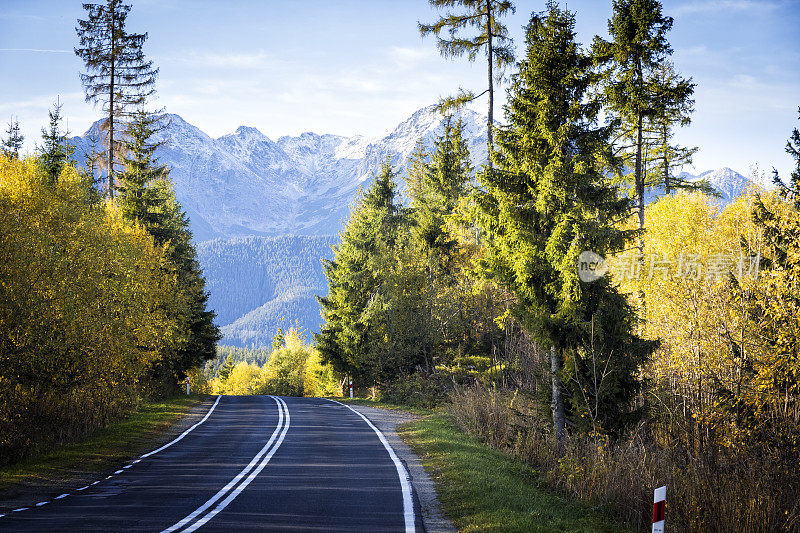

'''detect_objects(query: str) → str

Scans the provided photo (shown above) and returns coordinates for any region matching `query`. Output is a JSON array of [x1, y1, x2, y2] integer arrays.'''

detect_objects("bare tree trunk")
[[551, 345, 566, 447], [107, 4, 116, 199], [486, 0, 493, 160], [635, 112, 645, 249]]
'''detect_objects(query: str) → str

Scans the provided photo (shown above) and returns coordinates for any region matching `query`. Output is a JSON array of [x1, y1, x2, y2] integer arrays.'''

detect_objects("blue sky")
[[1, 0, 798, 178]]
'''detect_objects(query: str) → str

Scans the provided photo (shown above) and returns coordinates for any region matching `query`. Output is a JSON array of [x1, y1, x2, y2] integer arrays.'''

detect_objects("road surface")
[[0, 396, 417, 532]]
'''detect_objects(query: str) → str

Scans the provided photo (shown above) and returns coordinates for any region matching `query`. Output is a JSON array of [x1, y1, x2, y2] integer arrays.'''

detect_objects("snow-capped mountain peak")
[[70, 105, 489, 241]]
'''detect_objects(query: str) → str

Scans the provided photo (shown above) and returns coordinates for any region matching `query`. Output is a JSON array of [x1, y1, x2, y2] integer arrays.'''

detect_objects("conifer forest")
[[1, 0, 799, 530]]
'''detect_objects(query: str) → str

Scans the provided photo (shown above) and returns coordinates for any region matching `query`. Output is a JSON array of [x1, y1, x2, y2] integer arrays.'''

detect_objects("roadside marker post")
[[349, 379, 353, 399], [187, 380, 190, 395], [652, 485, 666, 533]]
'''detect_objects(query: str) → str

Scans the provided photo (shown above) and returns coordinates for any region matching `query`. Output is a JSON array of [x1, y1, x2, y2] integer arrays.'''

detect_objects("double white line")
[[162, 395, 290, 533]]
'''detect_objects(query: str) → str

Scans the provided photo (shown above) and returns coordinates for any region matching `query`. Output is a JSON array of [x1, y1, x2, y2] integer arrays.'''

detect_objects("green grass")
[[0, 395, 204, 497], [328, 396, 435, 416], [399, 414, 630, 533]]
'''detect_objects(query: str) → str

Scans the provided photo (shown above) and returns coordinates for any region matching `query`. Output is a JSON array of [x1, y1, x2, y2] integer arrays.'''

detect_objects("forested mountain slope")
[[197, 235, 336, 347]]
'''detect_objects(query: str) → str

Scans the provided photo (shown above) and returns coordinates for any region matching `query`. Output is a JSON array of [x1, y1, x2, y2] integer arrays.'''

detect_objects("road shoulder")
[[0, 394, 211, 513], [345, 404, 456, 533]]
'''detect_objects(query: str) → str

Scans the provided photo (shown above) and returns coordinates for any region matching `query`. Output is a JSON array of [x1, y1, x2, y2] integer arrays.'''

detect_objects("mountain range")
[[71, 106, 758, 347]]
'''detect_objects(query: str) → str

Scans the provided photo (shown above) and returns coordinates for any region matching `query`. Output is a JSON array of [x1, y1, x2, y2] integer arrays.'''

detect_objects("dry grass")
[[449, 384, 800, 532]]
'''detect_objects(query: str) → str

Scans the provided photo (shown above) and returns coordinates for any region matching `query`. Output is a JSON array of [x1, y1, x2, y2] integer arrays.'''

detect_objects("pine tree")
[[147, 179, 221, 391], [742, 108, 800, 431], [405, 118, 473, 373], [593, 0, 693, 247], [2, 117, 24, 159], [116, 108, 219, 392], [419, 0, 515, 155], [38, 99, 75, 187], [117, 109, 168, 230], [410, 116, 472, 269], [80, 131, 105, 203], [75, 0, 159, 198], [272, 328, 285, 352], [218, 356, 236, 382], [477, 3, 655, 440], [643, 63, 702, 195], [316, 161, 404, 385]]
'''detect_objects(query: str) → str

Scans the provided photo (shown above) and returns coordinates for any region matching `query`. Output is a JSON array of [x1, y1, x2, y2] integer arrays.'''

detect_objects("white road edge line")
[[162, 396, 290, 533], [327, 399, 415, 533], [141, 395, 222, 459]]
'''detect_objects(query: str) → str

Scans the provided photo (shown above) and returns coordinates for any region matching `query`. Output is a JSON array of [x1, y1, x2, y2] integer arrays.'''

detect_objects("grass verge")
[[0, 395, 205, 498], [399, 413, 630, 532]]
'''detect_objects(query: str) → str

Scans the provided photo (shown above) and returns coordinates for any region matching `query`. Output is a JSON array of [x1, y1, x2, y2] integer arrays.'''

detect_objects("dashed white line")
[[327, 399, 415, 533], [0, 395, 223, 522]]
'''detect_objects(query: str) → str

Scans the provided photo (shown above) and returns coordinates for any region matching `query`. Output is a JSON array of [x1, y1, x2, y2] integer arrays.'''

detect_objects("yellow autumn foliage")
[[610, 188, 800, 450], [0, 156, 186, 462], [211, 329, 339, 397]]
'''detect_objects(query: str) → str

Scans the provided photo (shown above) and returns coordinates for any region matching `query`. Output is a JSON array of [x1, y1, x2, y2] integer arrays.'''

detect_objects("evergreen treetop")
[[419, 0, 515, 154], [38, 99, 75, 188], [2, 117, 24, 159]]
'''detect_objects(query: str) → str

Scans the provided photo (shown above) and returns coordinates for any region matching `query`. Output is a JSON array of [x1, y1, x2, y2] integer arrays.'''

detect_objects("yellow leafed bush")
[[0, 156, 185, 463]]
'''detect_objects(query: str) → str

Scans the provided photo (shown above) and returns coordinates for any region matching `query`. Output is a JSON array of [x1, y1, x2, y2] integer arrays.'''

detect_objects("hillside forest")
[[2, 0, 799, 531]]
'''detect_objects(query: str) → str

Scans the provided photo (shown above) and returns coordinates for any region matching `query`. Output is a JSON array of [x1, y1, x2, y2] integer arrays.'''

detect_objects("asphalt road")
[[0, 396, 417, 532]]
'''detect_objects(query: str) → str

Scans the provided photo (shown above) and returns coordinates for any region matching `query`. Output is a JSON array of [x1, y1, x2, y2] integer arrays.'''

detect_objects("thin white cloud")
[[387, 46, 437, 69], [672, 1, 781, 16], [161, 50, 275, 69], [0, 48, 71, 53]]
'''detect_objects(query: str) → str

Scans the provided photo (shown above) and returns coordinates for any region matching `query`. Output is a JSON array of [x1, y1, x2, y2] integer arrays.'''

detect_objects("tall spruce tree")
[[118, 109, 168, 230], [419, 0, 515, 155], [405, 118, 473, 373], [316, 161, 403, 386], [477, 3, 655, 440], [2, 117, 24, 159], [154, 182, 221, 389], [38, 99, 75, 187], [593, 0, 693, 248], [410, 117, 472, 269], [117, 108, 219, 391], [748, 108, 800, 376], [75, 0, 158, 198], [644, 62, 702, 195]]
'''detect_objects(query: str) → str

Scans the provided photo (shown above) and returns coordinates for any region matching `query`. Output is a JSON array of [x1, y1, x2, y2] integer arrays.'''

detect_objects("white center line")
[[161, 396, 290, 533]]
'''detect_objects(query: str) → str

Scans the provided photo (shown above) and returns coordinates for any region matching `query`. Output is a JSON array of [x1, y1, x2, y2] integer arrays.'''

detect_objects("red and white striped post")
[[652, 485, 666, 533]]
